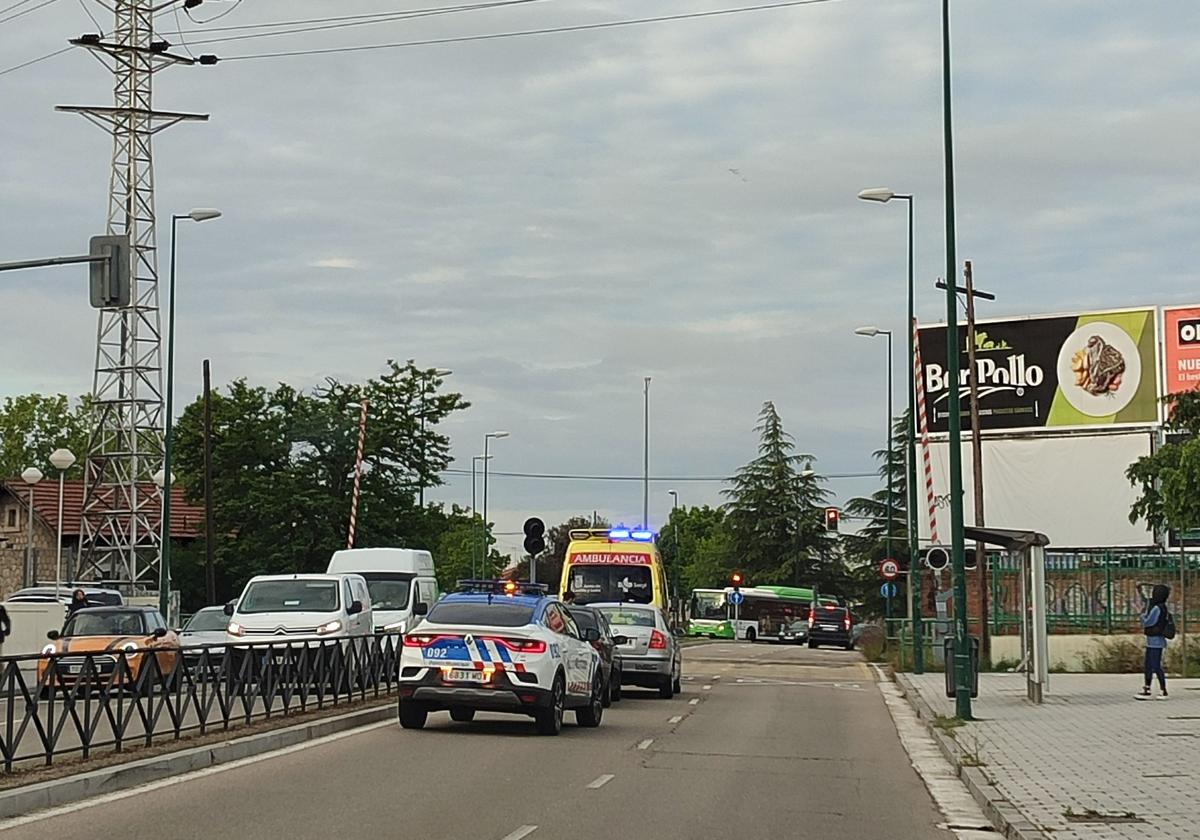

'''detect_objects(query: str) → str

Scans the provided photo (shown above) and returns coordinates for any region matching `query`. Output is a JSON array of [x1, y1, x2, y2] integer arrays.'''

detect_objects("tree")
[[1127, 389, 1200, 535], [436, 512, 508, 592], [0, 393, 91, 479], [169, 360, 470, 607], [722, 401, 839, 592], [844, 412, 910, 617], [511, 515, 609, 588], [659, 505, 728, 594]]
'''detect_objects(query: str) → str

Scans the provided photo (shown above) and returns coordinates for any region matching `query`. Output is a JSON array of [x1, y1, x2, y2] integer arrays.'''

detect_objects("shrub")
[[1165, 642, 1200, 677], [1080, 638, 1143, 673], [857, 625, 887, 662]]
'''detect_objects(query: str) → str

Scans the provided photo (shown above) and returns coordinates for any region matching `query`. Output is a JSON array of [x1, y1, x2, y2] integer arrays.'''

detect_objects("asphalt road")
[[0, 643, 953, 840]]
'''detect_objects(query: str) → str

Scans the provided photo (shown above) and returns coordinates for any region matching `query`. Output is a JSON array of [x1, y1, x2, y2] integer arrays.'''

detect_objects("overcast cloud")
[[2, 0, 1198, 557]]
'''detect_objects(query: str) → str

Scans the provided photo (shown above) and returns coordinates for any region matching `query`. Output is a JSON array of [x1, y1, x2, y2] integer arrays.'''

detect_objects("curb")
[[892, 672, 1047, 840], [0, 702, 394, 819]]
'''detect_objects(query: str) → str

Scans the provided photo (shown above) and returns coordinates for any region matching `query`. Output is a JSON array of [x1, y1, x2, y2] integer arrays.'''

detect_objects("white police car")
[[397, 581, 604, 735]]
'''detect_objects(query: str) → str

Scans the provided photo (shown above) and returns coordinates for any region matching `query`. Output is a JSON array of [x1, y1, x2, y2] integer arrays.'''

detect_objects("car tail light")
[[649, 630, 668, 650], [488, 637, 547, 654], [843, 615, 852, 630], [807, 614, 815, 628], [403, 634, 456, 647]]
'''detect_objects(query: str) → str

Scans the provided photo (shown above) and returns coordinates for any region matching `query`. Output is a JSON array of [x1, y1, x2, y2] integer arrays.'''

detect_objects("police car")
[[397, 580, 605, 735]]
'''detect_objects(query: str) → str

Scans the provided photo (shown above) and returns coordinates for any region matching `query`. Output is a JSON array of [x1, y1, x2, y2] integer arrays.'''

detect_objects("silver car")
[[179, 606, 231, 670], [592, 603, 682, 699]]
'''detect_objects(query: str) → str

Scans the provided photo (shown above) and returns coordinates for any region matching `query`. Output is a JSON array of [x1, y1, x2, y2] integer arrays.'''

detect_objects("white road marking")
[[637, 738, 654, 750], [702, 684, 713, 690], [712, 674, 722, 680], [0, 720, 393, 831], [499, 826, 539, 840], [668, 715, 683, 724], [689, 698, 700, 705], [586, 774, 615, 789]]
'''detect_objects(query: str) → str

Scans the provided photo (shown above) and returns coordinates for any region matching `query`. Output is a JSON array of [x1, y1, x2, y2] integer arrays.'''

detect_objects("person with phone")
[[1136, 584, 1174, 700]]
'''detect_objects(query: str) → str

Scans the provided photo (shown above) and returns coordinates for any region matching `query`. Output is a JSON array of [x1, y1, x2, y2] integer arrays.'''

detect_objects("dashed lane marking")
[[586, 774, 615, 790], [689, 698, 700, 705], [499, 826, 539, 840], [637, 738, 654, 750], [702, 684, 713, 690], [668, 715, 683, 724]]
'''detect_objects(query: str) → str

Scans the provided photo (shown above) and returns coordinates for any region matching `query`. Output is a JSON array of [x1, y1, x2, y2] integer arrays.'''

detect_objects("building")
[[0, 479, 203, 598]]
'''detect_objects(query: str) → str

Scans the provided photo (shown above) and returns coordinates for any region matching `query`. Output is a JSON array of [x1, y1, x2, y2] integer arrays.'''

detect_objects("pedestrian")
[[67, 588, 88, 616], [1136, 584, 1174, 700]]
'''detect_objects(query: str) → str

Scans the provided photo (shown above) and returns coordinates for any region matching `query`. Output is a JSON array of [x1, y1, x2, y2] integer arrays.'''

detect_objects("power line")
[[223, 0, 842, 62], [0, 0, 61, 25], [440, 467, 876, 482], [0, 44, 72, 76]]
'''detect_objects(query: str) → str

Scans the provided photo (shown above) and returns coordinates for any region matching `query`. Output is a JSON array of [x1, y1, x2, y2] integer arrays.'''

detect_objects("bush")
[[857, 624, 887, 662], [1165, 642, 1200, 677], [1080, 638, 1143, 673], [990, 657, 1021, 672]]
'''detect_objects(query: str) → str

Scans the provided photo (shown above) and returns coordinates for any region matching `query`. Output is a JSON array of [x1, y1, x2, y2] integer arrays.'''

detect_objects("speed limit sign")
[[880, 559, 900, 580]]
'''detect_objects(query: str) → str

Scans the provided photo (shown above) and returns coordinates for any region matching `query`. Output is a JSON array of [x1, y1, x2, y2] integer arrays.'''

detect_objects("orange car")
[[39, 606, 180, 693]]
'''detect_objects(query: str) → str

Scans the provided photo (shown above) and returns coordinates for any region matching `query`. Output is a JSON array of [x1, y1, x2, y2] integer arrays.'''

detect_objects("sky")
[[2, 0, 1198, 559]]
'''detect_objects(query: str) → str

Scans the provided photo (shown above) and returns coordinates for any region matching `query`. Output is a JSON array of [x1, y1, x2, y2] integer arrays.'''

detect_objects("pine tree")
[[722, 401, 838, 591]]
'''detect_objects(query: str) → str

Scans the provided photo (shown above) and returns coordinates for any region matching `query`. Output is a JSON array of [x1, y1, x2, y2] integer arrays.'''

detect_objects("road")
[[0, 643, 954, 839]]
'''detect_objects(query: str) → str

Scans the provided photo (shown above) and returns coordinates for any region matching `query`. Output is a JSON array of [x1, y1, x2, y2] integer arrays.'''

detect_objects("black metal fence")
[[0, 634, 401, 772]]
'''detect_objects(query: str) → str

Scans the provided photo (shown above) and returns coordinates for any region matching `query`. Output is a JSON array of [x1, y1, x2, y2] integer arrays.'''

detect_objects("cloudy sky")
[[2, 0, 1198, 557]]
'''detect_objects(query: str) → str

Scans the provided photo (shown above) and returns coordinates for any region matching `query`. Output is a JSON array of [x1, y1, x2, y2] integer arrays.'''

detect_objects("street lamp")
[[857, 185, 922, 674], [418, 367, 453, 507], [481, 431, 509, 571], [855, 326, 896, 622], [49, 448, 76, 594], [471, 454, 492, 577], [667, 490, 679, 605], [20, 467, 43, 588], [162, 208, 221, 617]]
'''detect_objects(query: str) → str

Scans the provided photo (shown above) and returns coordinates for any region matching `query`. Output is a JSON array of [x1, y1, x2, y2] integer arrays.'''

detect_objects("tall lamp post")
[[857, 186, 922, 674], [417, 367, 453, 508], [161, 208, 221, 618], [855, 327, 895, 622], [49, 449, 76, 593], [152, 468, 174, 618], [471, 453, 492, 577], [940, 0, 972, 719], [481, 431, 509, 574], [20, 467, 43, 588], [667, 489, 679, 609], [642, 377, 651, 528]]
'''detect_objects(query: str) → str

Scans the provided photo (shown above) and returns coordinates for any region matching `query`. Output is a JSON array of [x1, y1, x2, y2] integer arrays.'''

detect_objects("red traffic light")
[[730, 571, 744, 588], [824, 507, 841, 532]]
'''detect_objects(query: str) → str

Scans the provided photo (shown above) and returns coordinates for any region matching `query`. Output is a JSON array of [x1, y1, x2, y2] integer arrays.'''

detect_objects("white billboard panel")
[[918, 432, 1154, 548]]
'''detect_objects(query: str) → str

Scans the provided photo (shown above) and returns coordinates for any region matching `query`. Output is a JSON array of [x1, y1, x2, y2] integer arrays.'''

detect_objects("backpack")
[[1163, 610, 1177, 641], [1145, 605, 1173, 639]]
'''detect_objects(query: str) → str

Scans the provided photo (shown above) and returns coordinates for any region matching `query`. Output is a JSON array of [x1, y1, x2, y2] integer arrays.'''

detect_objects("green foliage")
[[1080, 637, 1144, 673], [721, 401, 840, 592], [659, 505, 728, 593], [1127, 389, 1200, 532], [169, 360, 475, 608], [510, 515, 609, 588], [0, 393, 91, 479], [1165, 640, 1200, 676], [436, 513, 507, 592]]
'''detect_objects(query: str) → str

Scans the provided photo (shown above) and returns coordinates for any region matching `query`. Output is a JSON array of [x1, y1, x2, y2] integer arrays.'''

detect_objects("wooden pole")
[[964, 260, 989, 663]]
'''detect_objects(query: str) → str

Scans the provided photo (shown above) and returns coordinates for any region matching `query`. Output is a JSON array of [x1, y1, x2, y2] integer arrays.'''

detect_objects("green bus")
[[687, 585, 838, 641]]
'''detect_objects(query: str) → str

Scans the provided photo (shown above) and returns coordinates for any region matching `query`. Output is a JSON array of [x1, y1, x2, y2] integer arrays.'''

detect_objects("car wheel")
[[601, 669, 613, 708], [610, 668, 622, 702], [658, 673, 675, 699], [746, 627, 757, 642], [672, 671, 682, 694], [535, 674, 565, 736], [844, 640, 855, 651], [398, 700, 427, 730], [449, 707, 476, 722], [807, 640, 817, 649], [575, 674, 604, 728]]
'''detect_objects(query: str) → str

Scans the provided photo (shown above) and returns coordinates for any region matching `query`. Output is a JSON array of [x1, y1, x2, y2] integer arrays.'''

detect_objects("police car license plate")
[[445, 669, 485, 683]]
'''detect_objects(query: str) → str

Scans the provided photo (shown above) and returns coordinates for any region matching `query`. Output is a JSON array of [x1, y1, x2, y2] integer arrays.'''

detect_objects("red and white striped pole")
[[913, 318, 940, 544], [347, 398, 369, 550]]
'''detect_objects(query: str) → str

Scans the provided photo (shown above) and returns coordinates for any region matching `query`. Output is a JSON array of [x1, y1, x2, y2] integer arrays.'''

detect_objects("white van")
[[325, 548, 439, 635], [225, 573, 373, 644]]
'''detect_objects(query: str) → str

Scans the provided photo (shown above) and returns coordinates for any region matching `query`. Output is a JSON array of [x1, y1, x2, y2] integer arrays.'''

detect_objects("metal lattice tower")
[[58, 1, 207, 587]]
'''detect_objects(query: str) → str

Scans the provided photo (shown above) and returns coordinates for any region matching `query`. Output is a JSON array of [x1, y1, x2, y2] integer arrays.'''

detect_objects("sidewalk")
[[900, 672, 1200, 839]]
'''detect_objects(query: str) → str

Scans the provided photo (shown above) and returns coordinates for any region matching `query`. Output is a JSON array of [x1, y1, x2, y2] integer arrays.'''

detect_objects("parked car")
[[178, 606, 231, 673], [592, 602, 682, 699], [326, 547, 440, 635], [774, 619, 809, 645], [567, 604, 627, 705], [808, 604, 854, 650], [6, 586, 123, 607], [39, 606, 178, 694]]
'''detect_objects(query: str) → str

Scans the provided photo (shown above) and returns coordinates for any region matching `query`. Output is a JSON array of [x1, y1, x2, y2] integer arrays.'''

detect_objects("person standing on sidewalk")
[[1136, 584, 1173, 700]]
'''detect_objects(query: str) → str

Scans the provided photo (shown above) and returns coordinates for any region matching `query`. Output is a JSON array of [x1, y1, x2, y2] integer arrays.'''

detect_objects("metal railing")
[[0, 634, 400, 772]]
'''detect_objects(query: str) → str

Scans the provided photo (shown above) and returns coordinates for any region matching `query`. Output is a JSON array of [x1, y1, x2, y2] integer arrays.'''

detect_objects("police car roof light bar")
[[455, 579, 549, 595]]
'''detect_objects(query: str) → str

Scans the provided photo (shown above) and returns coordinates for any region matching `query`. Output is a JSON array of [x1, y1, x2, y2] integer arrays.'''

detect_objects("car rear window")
[[426, 602, 535, 627], [597, 607, 656, 627], [566, 609, 598, 631]]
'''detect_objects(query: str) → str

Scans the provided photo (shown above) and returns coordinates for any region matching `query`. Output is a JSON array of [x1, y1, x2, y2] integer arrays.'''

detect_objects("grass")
[[932, 714, 966, 732]]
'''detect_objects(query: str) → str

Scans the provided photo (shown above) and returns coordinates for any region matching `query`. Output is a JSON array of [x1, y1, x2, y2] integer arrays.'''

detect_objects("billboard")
[[918, 307, 1160, 433], [917, 432, 1155, 548], [1163, 305, 1200, 397]]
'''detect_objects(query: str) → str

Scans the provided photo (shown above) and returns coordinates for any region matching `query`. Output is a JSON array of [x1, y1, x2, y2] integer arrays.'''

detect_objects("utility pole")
[[964, 261, 989, 664], [202, 359, 216, 605], [643, 377, 651, 528], [61, 2, 212, 589]]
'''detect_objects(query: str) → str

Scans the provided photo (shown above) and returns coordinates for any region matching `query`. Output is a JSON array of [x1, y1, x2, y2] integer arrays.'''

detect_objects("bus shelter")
[[963, 526, 1051, 704]]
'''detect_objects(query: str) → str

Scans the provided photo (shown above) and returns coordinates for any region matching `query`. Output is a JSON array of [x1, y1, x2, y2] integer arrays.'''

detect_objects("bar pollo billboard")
[[918, 307, 1159, 433], [1163, 305, 1200, 397]]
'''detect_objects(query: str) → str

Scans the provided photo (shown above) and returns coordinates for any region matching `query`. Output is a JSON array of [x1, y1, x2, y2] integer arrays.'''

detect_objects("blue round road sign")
[[729, 591, 745, 606], [879, 582, 898, 599]]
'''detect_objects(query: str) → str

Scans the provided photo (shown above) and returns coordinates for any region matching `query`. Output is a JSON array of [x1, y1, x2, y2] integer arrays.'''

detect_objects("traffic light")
[[730, 571, 744, 591], [88, 234, 131, 308], [523, 517, 546, 556], [824, 507, 841, 532]]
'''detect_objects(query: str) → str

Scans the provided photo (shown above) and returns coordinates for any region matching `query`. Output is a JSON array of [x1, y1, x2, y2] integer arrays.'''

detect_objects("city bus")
[[559, 528, 669, 609], [687, 585, 838, 641]]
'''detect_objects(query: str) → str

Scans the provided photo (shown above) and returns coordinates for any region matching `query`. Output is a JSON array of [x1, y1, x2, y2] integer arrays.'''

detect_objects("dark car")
[[567, 605, 625, 706], [774, 619, 809, 645], [807, 604, 854, 650]]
